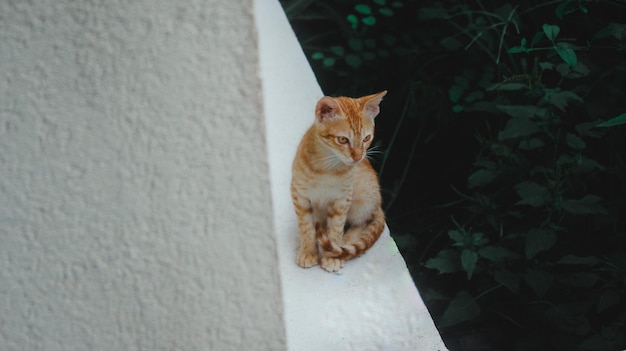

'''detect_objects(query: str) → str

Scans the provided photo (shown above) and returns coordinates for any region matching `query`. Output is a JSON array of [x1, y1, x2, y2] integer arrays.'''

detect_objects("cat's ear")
[[315, 96, 339, 123], [362, 90, 387, 119]]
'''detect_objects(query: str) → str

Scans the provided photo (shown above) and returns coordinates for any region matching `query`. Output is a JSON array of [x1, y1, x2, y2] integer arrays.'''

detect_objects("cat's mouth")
[[328, 149, 364, 166], [343, 157, 363, 165]]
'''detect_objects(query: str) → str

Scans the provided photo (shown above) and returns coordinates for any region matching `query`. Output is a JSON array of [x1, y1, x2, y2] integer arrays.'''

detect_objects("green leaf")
[[518, 137, 545, 150], [566, 133, 586, 150], [472, 232, 488, 247], [581, 326, 623, 349], [461, 249, 478, 280], [311, 52, 325, 60], [555, 42, 577, 66], [330, 45, 345, 56], [597, 113, 626, 127], [391, 1, 403, 8], [498, 117, 541, 141], [593, 22, 626, 41], [364, 39, 376, 49], [379, 8, 394, 16], [479, 246, 521, 262], [355, 4, 372, 15], [440, 291, 481, 327], [543, 24, 560, 41], [468, 169, 497, 188], [597, 290, 622, 312], [474, 160, 496, 169], [362, 16, 376, 26], [580, 334, 607, 350], [515, 181, 550, 207], [555, 1, 568, 20], [345, 54, 362, 68], [448, 229, 465, 244], [464, 90, 484, 103], [558, 272, 600, 288], [508, 46, 527, 54], [440, 36, 463, 51], [348, 38, 363, 51], [448, 84, 465, 103], [497, 105, 547, 119], [373, 0, 386, 5], [546, 90, 583, 112], [556, 153, 576, 167], [362, 51, 376, 60], [557, 255, 601, 266], [508, 38, 528, 54], [531, 31, 544, 46], [525, 228, 557, 259], [425, 249, 462, 274], [418, 6, 449, 20], [547, 303, 591, 335], [562, 195, 605, 215], [556, 62, 590, 78], [392, 46, 409, 55], [576, 121, 604, 138], [495, 269, 520, 293], [422, 288, 448, 302], [526, 269, 553, 297], [488, 82, 528, 91], [322, 57, 335, 67], [576, 157, 605, 173], [347, 14, 359, 29], [382, 34, 397, 46]]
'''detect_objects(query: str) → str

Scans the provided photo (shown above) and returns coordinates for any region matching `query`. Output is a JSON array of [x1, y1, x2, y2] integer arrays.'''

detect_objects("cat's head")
[[314, 91, 387, 165]]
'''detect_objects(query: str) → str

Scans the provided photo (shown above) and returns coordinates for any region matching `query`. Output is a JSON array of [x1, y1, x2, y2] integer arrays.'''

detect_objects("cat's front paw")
[[321, 256, 344, 272], [297, 251, 319, 268]]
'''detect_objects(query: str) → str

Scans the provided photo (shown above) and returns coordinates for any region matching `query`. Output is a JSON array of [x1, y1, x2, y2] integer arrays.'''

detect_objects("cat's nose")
[[350, 150, 363, 163]]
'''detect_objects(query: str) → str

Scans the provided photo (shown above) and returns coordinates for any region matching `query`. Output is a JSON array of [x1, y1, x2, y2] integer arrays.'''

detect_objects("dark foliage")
[[279, 0, 626, 350]]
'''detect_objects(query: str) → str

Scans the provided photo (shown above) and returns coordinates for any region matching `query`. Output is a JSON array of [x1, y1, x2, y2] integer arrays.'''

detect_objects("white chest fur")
[[305, 172, 354, 209]]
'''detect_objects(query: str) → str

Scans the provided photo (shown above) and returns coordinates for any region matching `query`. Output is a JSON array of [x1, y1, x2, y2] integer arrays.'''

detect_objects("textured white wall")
[[0, 1, 286, 351]]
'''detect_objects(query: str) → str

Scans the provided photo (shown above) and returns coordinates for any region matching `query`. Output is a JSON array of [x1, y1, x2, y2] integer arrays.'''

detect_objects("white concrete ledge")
[[255, 1, 448, 350]]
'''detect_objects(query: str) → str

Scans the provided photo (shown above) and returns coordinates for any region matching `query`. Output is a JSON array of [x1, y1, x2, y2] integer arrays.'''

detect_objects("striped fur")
[[291, 91, 387, 272], [315, 207, 385, 260]]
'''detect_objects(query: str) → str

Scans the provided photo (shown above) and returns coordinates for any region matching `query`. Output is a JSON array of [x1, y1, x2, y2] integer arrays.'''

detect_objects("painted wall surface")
[[0, 1, 286, 351]]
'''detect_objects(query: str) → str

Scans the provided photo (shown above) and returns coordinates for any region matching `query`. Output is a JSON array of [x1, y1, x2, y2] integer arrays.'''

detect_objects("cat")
[[290, 91, 387, 272]]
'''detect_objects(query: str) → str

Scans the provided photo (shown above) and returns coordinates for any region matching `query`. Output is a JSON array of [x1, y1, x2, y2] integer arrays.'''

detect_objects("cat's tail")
[[316, 207, 385, 260]]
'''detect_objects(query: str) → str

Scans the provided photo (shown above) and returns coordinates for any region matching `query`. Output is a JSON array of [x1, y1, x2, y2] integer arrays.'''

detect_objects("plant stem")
[[384, 122, 421, 212], [378, 93, 411, 181]]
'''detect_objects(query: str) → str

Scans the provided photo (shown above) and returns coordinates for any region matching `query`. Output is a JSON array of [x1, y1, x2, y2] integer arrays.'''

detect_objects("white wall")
[[0, 1, 286, 350]]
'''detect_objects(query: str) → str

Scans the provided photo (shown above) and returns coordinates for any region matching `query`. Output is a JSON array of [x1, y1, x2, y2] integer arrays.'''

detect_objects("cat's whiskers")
[[316, 153, 343, 169], [365, 145, 385, 160]]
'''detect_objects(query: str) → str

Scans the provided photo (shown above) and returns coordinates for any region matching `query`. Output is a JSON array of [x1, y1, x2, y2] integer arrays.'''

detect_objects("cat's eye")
[[337, 136, 349, 145], [363, 135, 372, 143]]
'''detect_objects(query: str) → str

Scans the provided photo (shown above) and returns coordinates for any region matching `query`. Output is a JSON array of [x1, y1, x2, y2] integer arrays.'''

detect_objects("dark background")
[[279, 1, 626, 350]]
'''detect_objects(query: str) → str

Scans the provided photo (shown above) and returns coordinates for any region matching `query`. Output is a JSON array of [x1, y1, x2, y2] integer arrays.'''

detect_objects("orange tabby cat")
[[291, 91, 387, 272]]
